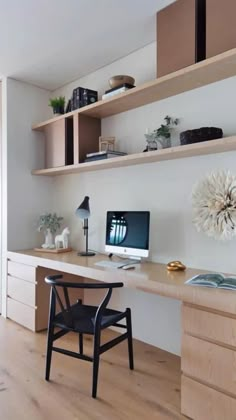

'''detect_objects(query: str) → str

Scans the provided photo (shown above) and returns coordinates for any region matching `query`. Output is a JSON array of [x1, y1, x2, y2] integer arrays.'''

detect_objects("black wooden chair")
[[44, 274, 134, 398]]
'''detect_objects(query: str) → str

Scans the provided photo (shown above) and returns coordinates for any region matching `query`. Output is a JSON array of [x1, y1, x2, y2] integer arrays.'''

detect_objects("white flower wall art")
[[192, 170, 236, 240]]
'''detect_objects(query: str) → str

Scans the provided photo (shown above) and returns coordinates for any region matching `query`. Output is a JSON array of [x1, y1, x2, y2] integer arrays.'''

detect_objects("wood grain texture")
[[157, 0, 196, 77], [77, 114, 101, 163], [182, 334, 236, 396], [182, 304, 236, 348], [32, 136, 236, 176], [206, 0, 236, 58], [0, 317, 183, 420], [44, 119, 66, 168], [7, 251, 236, 315], [32, 48, 236, 125], [181, 375, 236, 420]]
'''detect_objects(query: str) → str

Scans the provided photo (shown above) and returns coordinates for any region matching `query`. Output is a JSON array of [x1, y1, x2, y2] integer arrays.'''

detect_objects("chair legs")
[[92, 330, 101, 398], [126, 308, 134, 370], [45, 323, 54, 381]]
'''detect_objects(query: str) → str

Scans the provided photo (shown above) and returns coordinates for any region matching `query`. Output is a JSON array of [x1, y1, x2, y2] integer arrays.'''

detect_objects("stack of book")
[[102, 83, 135, 100], [85, 150, 127, 162]]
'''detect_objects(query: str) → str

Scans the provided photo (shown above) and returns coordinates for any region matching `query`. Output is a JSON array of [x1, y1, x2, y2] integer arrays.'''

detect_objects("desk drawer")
[[181, 375, 236, 420], [8, 276, 36, 307], [183, 304, 236, 348], [7, 298, 35, 331], [8, 260, 36, 283], [182, 334, 236, 396]]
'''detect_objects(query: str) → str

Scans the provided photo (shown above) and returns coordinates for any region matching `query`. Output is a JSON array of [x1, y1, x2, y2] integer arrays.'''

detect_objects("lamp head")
[[76, 196, 90, 220]]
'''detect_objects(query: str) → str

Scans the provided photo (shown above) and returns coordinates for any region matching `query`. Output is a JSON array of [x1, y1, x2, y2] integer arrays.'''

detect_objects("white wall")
[[1, 78, 53, 316], [51, 43, 236, 355], [6, 79, 54, 250]]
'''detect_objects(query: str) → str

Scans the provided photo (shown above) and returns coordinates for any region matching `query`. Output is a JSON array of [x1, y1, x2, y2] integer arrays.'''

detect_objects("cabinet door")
[[182, 375, 236, 420], [206, 0, 236, 58], [182, 334, 236, 396], [8, 276, 36, 307], [7, 298, 36, 331], [156, 0, 197, 77]]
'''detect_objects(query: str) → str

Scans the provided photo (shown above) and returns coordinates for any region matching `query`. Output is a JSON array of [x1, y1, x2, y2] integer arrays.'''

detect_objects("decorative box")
[[72, 87, 98, 110], [180, 127, 223, 145]]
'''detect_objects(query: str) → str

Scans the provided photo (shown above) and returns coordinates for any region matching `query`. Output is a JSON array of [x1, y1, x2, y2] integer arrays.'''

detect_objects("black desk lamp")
[[76, 196, 95, 256]]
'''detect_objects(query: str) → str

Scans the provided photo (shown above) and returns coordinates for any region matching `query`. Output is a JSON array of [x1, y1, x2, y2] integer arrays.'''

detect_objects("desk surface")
[[8, 250, 236, 315]]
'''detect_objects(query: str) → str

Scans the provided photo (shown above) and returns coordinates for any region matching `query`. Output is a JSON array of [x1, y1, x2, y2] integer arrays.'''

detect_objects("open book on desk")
[[185, 273, 236, 290]]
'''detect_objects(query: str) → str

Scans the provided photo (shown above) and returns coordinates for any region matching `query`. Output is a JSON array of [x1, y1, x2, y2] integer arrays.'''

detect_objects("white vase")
[[42, 229, 55, 249], [157, 135, 171, 149]]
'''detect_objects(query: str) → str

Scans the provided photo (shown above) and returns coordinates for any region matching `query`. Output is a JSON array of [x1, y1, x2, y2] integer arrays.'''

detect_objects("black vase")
[[53, 105, 64, 115]]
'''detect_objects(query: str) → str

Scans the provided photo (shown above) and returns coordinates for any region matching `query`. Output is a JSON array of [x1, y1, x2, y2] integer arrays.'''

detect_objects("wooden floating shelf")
[[32, 48, 236, 130], [31, 136, 236, 176]]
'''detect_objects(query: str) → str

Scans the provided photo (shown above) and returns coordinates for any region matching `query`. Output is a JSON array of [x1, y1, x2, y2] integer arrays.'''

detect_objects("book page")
[[218, 277, 236, 290], [185, 273, 224, 287]]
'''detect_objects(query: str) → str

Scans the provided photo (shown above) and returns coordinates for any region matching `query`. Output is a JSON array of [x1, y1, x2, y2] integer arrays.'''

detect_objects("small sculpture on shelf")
[[144, 115, 179, 151], [99, 136, 116, 152], [167, 261, 186, 271], [55, 227, 70, 249], [37, 213, 64, 249]]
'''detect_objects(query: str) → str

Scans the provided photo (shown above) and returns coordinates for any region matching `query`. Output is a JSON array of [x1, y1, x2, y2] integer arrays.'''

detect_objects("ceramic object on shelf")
[[109, 75, 135, 89], [167, 261, 186, 271]]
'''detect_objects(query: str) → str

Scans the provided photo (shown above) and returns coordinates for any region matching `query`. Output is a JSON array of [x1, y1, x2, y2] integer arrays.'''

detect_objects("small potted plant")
[[49, 96, 65, 116], [37, 212, 64, 249], [145, 115, 179, 151]]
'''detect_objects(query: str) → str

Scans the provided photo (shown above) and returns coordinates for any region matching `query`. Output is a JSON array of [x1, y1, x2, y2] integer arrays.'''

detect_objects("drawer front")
[[8, 276, 36, 308], [182, 334, 236, 396], [7, 298, 35, 331], [181, 375, 236, 420], [183, 304, 236, 348], [8, 260, 36, 283]]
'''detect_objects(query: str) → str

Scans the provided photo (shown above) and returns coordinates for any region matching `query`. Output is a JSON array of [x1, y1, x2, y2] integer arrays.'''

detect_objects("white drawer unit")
[[7, 298, 36, 331], [7, 276, 36, 308], [7, 258, 84, 332], [8, 260, 36, 283]]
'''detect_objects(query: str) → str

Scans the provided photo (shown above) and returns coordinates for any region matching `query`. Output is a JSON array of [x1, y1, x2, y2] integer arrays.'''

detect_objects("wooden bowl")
[[109, 75, 135, 89]]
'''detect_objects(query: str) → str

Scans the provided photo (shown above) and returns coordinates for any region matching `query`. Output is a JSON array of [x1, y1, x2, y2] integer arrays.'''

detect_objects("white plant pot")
[[42, 229, 55, 249]]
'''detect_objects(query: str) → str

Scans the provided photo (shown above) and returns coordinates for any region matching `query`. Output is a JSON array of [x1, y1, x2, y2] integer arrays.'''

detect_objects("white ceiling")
[[0, 0, 174, 90]]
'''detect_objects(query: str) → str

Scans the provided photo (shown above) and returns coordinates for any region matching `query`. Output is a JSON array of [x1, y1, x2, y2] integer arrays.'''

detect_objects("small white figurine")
[[55, 227, 70, 249]]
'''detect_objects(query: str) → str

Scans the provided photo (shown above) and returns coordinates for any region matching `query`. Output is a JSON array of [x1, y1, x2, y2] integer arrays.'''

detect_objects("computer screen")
[[105, 211, 150, 258]]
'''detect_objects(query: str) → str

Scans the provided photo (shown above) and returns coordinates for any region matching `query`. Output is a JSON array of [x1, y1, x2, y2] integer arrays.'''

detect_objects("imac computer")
[[105, 211, 150, 259]]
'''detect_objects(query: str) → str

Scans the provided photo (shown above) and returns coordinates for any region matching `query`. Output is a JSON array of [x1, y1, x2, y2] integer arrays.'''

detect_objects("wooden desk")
[[6, 250, 236, 419]]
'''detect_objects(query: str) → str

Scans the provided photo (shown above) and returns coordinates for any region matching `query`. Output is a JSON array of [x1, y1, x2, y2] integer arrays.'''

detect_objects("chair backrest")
[[45, 275, 123, 329]]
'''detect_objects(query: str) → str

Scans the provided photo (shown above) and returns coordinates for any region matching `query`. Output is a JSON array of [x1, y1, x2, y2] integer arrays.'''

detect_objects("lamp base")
[[78, 251, 95, 257]]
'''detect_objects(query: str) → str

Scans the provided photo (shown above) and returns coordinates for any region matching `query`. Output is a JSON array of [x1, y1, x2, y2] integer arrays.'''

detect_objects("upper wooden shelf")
[[32, 48, 236, 130], [32, 136, 236, 176]]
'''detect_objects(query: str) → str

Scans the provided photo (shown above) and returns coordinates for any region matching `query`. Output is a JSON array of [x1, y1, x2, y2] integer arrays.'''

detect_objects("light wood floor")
[[0, 317, 185, 420]]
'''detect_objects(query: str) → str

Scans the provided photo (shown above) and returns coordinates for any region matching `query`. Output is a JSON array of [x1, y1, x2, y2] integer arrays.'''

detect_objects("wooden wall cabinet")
[[40, 114, 101, 170], [157, 0, 236, 77], [181, 303, 236, 419], [156, 0, 197, 77], [206, 0, 236, 58]]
